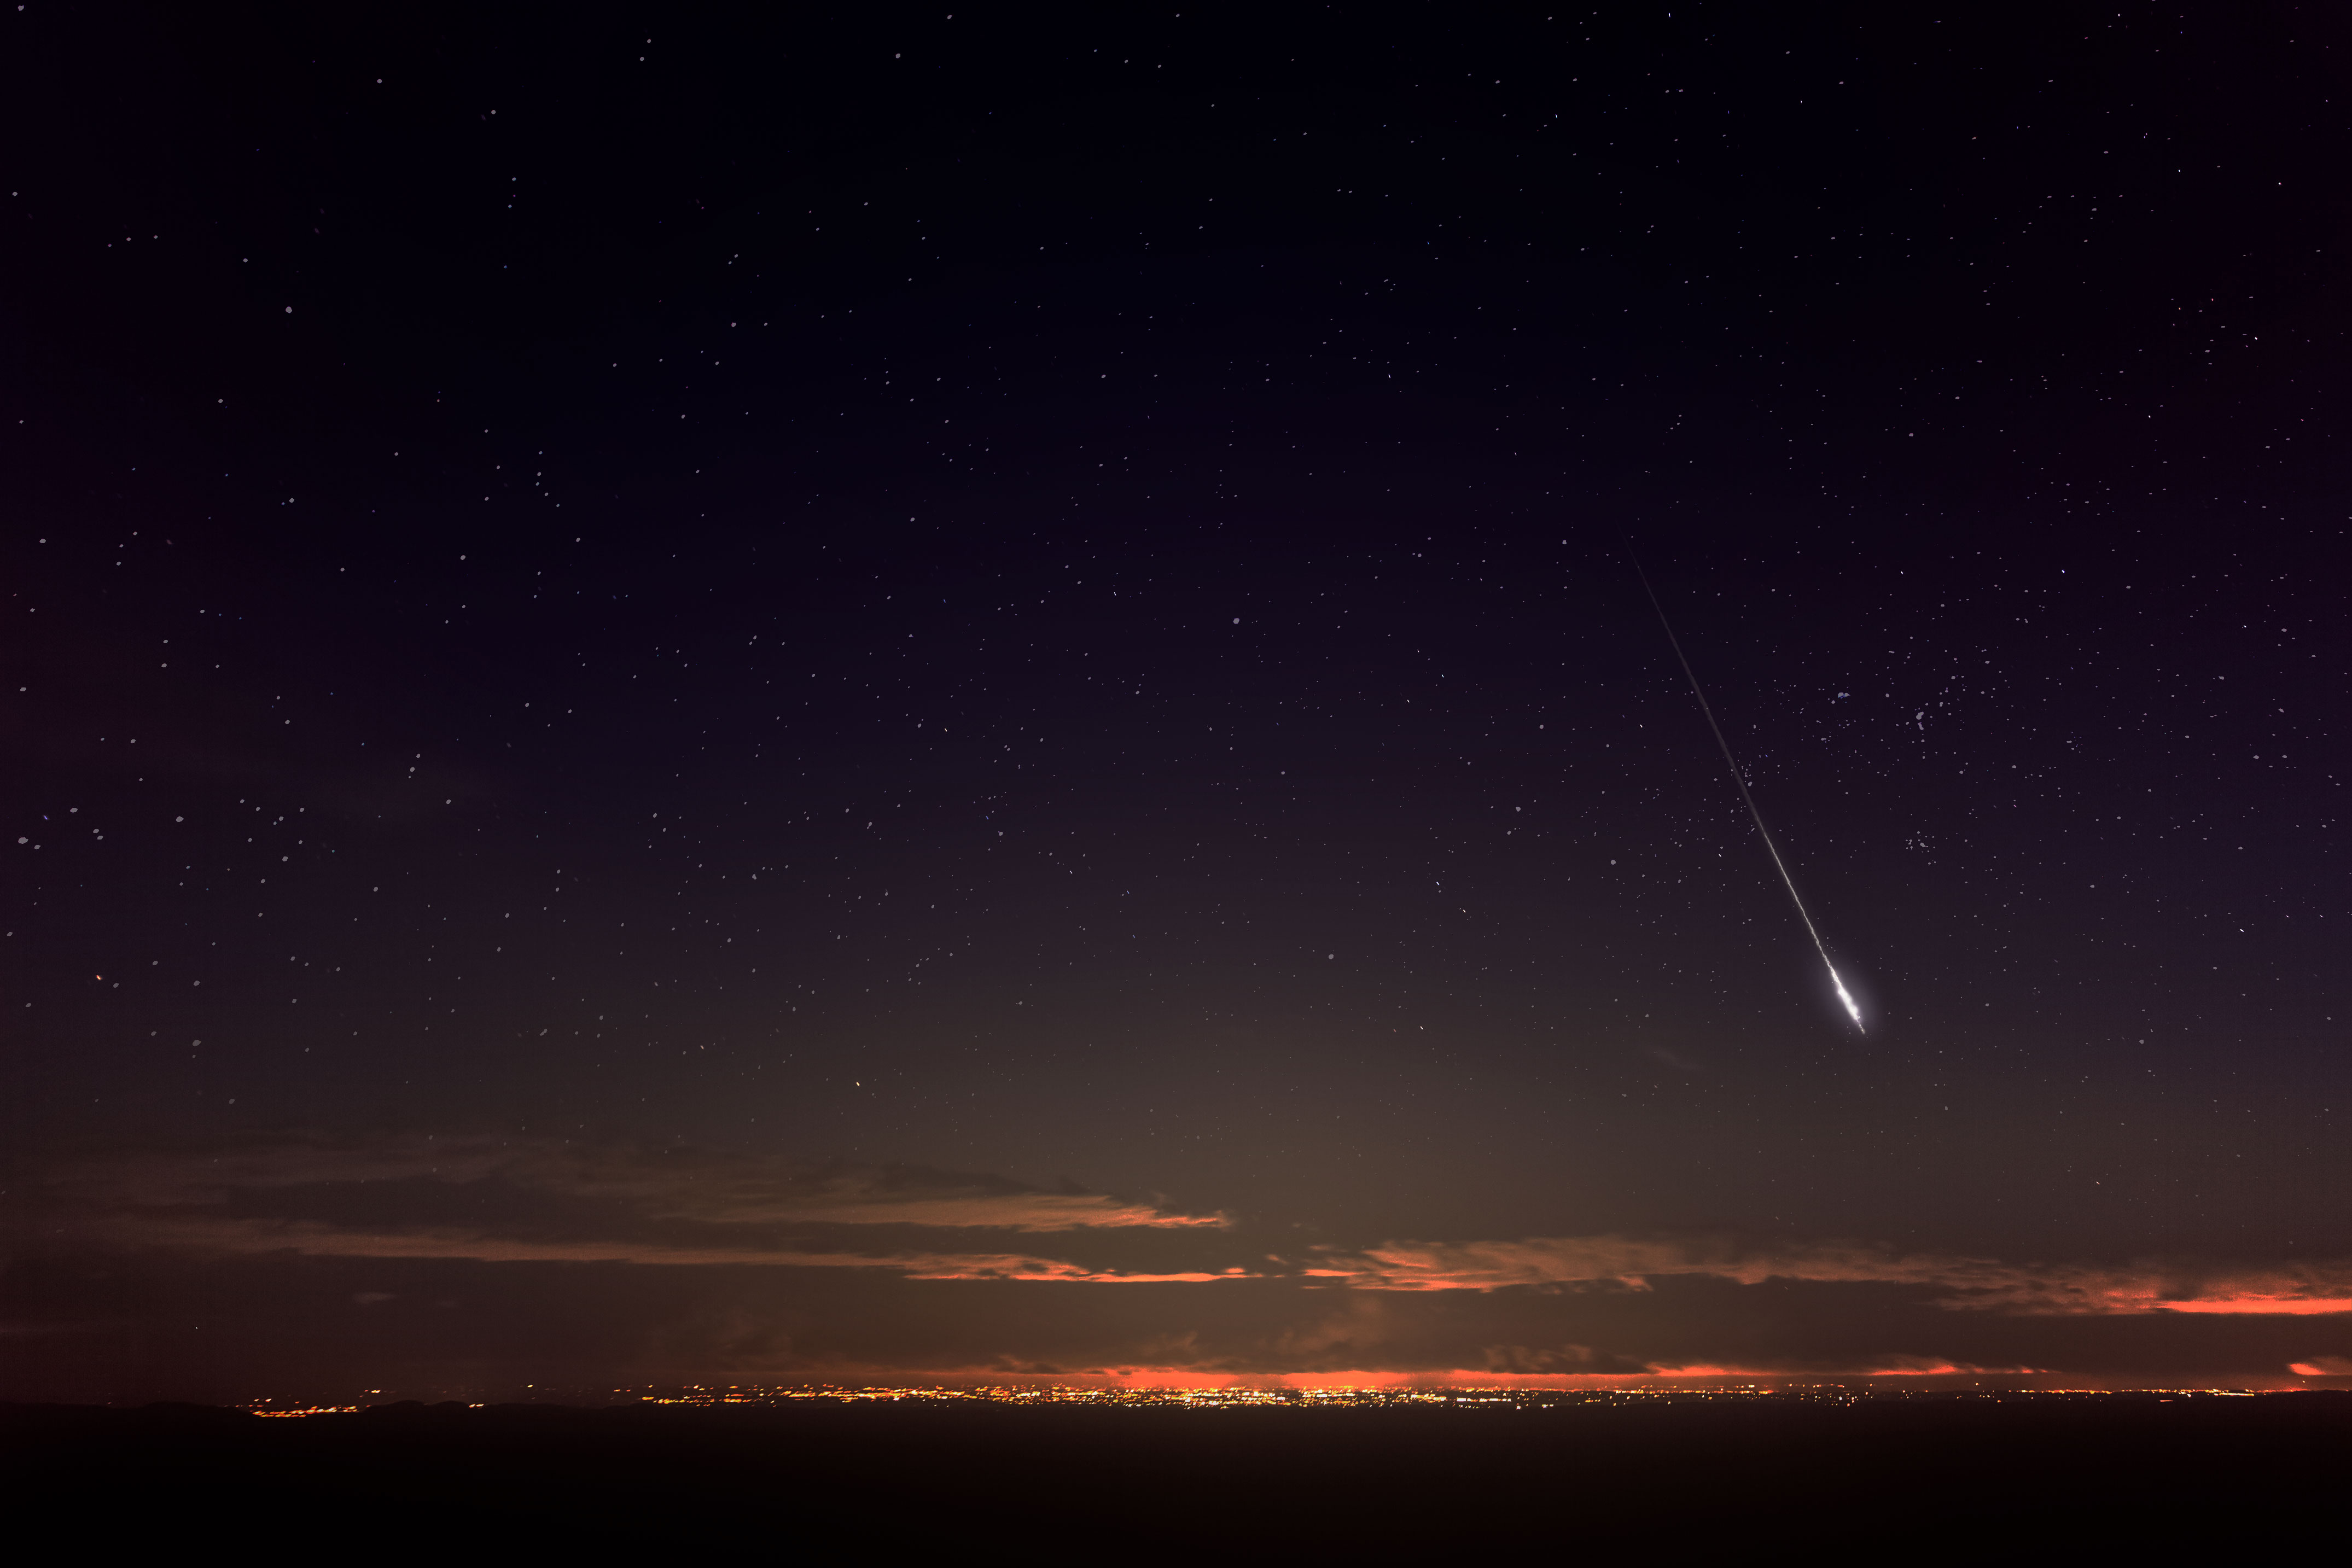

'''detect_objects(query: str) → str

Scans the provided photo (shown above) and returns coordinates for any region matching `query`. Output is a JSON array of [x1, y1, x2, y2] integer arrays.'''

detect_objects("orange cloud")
[[33, 1140, 2352, 1320], [1313, 1235, 2352, 1317], [81, 1212, 1260, 1280], [21, 1135, 1245, 1287], [900, 1259, 1258, 1284], [724, 1192, 1225, 1232], [2151, 1296, 2352, 1316], [40, 1134, 1226, 1237]]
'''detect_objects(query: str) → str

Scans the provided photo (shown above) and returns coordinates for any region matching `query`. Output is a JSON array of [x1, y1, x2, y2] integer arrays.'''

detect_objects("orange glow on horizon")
[[2155, 1297, 2352, 1316]]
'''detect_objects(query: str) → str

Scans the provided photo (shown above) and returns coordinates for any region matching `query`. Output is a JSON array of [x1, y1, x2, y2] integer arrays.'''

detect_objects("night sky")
[[5, 4, 2348, 1402]]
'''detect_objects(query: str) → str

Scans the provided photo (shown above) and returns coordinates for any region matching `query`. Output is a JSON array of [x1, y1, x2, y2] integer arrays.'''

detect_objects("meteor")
[[1628, 550, 1865, 1032]]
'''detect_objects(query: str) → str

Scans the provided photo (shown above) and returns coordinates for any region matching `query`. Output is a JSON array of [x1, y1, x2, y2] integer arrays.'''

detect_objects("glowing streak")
[[1629, 550, 1865, 1032]]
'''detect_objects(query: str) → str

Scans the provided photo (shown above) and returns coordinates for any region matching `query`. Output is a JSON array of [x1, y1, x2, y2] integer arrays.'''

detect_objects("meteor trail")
[[1628, 549, 1865, 1032]]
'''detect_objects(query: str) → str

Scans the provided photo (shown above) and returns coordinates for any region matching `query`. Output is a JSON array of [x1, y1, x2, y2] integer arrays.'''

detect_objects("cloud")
[[27, 1139, 2350, 1315], [39, 1133, 1223, 1228], [75, 1212, 1259, 1280], [1313, 1235, 2352, 1317], [2153, 1295, 2352, 1316], [19, 1134, 1237, 1280], [1858, 1357, 2045, 1377], [16, 1138, 2350, 1402]]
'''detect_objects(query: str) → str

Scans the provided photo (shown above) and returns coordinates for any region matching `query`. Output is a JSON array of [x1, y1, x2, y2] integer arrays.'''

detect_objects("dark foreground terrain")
[[8, 1392, 2343, 1558]]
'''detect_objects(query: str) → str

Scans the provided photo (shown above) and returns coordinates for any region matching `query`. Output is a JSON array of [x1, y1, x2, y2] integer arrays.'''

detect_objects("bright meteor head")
[[1828, 967, 1865, 1032]]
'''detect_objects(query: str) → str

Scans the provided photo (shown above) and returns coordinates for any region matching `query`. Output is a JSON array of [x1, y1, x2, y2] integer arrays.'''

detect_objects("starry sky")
[[4, 4, 2348, 1401]]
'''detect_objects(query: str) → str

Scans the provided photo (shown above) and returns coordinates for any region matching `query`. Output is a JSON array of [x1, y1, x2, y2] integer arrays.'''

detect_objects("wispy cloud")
[[38, 1133, 1225, 1231], [21, 1134, 1235, 1279], [77, 1212, 1257, 1280], [22, 1139, 2350, 1324], [1313, 1235, 2352, 1316]]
